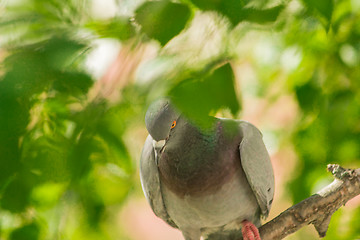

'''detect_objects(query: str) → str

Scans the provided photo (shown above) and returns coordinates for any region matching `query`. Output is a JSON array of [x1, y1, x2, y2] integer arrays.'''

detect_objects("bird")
[[140, 99, 274, 240]]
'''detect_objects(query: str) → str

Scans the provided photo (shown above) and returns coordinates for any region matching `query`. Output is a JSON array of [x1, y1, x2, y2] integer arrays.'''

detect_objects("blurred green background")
[[0, 0, 359, 239]]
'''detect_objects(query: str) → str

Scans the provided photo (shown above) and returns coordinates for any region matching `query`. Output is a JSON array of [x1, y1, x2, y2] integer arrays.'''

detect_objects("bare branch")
[[259, 164, 360, 240]]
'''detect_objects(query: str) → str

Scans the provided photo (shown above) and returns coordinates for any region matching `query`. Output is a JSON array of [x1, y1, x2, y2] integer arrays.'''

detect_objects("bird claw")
[[241, 220, 261, 240]]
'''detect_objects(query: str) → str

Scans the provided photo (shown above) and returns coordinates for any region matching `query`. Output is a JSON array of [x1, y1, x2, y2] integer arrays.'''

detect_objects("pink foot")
[[241, 220, 261, 240]]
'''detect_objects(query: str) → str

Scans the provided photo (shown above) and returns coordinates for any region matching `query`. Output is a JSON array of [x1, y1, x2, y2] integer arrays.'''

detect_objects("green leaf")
[[295, 80, 321, 113], [135, 0, 191, 45], [1, 179, 31, 212], [189, 0, 246, 12], [31, 182, 66, 208], [21, 135, 72, 183], [169, 63, 240, 123], [302, 0, 333, 26], [0, 15, 41, 28], [68, 135, 94, 181], [80, 191, 105, 227], [2, 51, 51, 98], [92, 164, 134, 205], [190, 0, 283, 26], [190, 0, 245, 26], [0, 140, 21, 185], [86, 17, 136, 41], [0, 92, 29, 185], [239, 5, 285, 24], [9, 223, 40, 240], [43, 36, 88, 70], [54, 71, 94, 96], [96, 127, 133, 173]]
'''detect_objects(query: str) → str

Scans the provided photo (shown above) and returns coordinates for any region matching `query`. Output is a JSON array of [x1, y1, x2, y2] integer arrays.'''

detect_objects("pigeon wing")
[[238, 121, 275, 218], [140, 135, 177, 227]]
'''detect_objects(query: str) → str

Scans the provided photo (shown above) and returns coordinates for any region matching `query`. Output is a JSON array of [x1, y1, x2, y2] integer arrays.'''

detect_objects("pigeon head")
[[145, 99, 180, 141]]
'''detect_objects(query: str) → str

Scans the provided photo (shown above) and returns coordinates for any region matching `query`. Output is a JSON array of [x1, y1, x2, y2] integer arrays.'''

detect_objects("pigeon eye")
[[171, 120, 176, 129]]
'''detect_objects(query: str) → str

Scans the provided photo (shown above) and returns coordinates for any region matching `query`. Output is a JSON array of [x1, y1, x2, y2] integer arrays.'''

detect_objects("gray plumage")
[[140, 99, 274, 240]]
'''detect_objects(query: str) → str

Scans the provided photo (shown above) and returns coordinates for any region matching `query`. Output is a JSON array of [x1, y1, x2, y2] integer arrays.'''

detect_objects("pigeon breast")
[[158, 117, 242, 198]]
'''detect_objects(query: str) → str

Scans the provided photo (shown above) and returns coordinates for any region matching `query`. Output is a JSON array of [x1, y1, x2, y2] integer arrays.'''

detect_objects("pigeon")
[[140, 99, 274, 240]]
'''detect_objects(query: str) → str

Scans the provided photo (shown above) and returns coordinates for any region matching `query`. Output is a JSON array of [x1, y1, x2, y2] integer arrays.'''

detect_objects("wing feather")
[[239, 121, 275, 218], [140, 135, 177, 227]]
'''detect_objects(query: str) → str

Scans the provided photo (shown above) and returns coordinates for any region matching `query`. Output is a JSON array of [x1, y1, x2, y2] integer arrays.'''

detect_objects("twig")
[[259, 164, 360, 240]]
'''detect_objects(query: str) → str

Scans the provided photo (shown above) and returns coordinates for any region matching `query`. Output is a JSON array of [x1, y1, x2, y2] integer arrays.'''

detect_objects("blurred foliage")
[[0, 0, 359, 239], [189, 0, 284, 25], [135, 1, 191, 46], [169, 63, 240, 127]]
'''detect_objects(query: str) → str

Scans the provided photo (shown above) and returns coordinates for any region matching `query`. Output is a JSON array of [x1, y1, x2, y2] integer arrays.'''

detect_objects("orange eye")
[[171, 120, 176, 129]]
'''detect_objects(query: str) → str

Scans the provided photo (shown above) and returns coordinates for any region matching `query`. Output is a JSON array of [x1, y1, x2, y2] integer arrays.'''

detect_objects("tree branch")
[[259, 164, 360, 240]]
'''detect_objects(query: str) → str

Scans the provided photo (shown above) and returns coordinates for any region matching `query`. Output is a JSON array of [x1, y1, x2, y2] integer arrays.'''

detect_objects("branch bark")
[[258, 164, 360, 240]]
